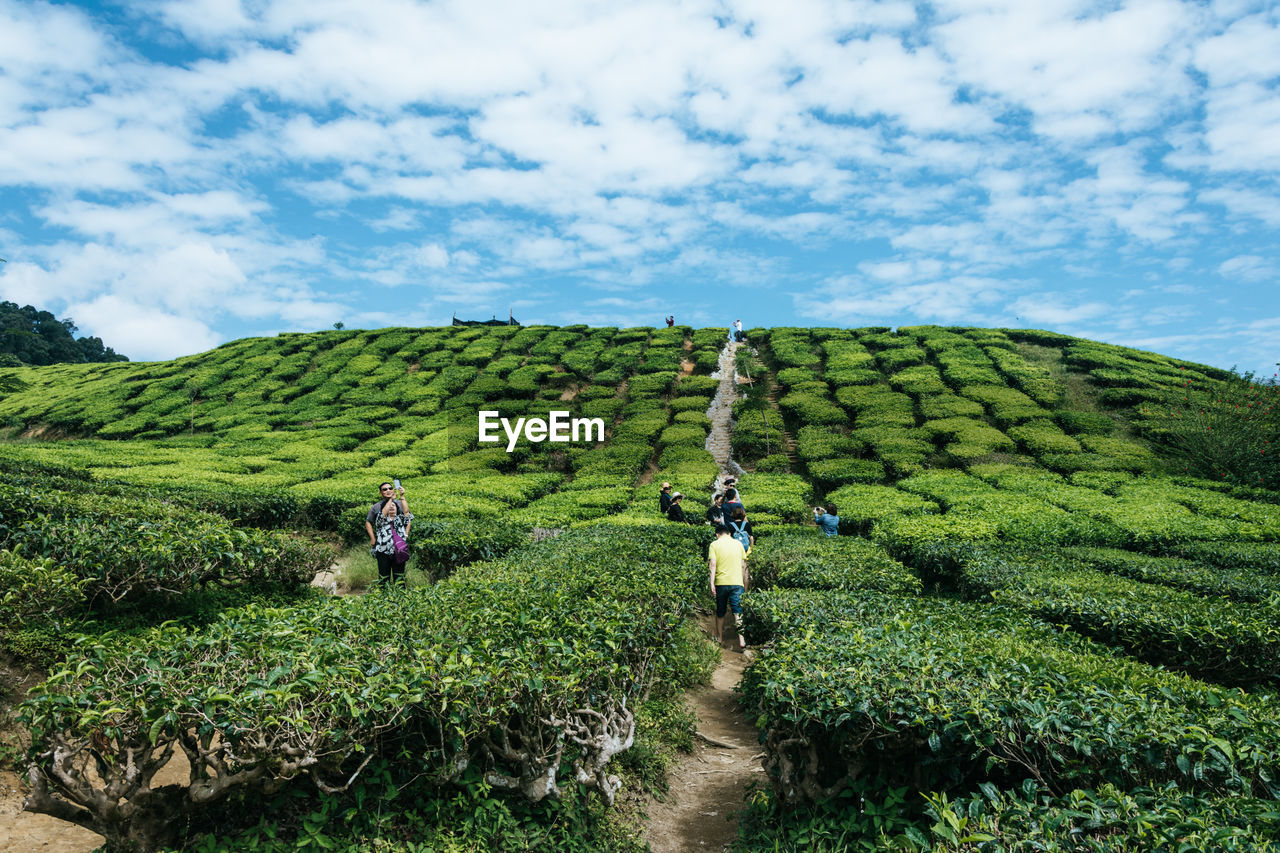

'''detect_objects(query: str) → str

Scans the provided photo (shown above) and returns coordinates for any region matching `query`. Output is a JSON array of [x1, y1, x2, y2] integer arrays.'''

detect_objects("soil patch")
[[644, 618, 760, 853], [0, 770, 103, 853]]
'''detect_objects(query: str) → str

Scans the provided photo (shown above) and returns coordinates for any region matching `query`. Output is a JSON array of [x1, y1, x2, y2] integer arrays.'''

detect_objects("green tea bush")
[[778, 391, 846, 426], [740, 591, 1280, 806], [738, 474, 812, 522], [824, 483, 939, 535], [925, 781, 1280, 852], [1006, 420, 1082, 455], [0, 549, 87, 625], [1064, 545, 1280, 602], [1158, 539, 1280, 573], [874, 346, 927, 371], [795, 425, 865, 462], [919, 393, 986, 419], [1054, 409, 1115, 435], [748, 535, 920, 596], [1138, 371, 1280, 490], [806, 458, 885, 486], [21, 525, 707, 852], [0, 484, 334, 606], [958, 549, 1280, 687], [888, 364, 947, 395], [958, 385, 1045, 426], [984, 346, 1064, 407], [922, 417, 1015, 454]]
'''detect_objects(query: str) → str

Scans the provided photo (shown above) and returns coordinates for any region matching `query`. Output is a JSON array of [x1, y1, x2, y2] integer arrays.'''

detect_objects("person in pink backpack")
[[370, 484, 413, 585]]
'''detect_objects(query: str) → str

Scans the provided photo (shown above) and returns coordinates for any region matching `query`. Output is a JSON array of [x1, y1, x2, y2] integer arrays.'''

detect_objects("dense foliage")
[[20, 524, 711, 852], [0, 300, 127, 365], [5, 322, 1280, 851], [1138, 369, 1280, 490]]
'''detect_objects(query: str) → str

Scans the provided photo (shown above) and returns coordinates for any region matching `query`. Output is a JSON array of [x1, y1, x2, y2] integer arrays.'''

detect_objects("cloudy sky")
[[0, 0, 1277, 372]]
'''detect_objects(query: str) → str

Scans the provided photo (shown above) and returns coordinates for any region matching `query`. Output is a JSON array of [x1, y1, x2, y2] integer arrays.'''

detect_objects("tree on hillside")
[[0, 301, 128, 365], [1145, 369, 1280, 490]]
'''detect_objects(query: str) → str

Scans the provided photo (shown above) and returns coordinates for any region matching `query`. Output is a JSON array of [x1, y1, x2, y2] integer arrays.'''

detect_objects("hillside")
[[4, 323, 1280, 851], [0, 323, 1271, 536]]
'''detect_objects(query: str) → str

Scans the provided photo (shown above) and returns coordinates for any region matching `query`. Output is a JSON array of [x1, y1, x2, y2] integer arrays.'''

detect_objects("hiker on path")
[[727, 506, 754, 554], [721, 487, 745, 521], [371, 492, 414, 585], [709, 524, 749, 650], [659, 481, 674, 514], [705, 492, 725, 526], [814, 502, 840, 537], [733, 319, 744, 342], [665, 315, 675, 327], [666, 492, 694, 524]]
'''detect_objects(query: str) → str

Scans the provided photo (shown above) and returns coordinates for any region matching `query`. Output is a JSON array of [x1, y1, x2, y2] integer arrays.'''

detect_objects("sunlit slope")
[[1, 322, 1273, 537], [732, 325, 1278, 548], [0, 324, 727, 522]]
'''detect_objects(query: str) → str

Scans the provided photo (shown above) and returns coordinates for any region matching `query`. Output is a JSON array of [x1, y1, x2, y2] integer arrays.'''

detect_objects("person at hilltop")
[[666, 492, 695, 524], [665, 315, 675, 327], [814, 502, 840, 537], [371, 495, 414, 585], [733, 318, 745, 343], [727, 506, 754, 554], [659, 481, 673, 514], [709, 523, 749, 651]]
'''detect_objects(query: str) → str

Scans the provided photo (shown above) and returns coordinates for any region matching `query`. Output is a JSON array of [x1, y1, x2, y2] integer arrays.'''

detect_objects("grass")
[[332, 543, 433, 592]]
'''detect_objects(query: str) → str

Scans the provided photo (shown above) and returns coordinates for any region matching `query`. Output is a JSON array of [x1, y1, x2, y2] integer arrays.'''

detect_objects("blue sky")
[[0, 0, 1277, 374]]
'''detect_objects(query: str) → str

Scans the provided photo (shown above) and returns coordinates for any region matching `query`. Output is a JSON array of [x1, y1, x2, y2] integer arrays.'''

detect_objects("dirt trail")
[[0, 751, 189, 853], [705, 340, 745, 485], [645, 618, 760, 853], [0, 770, 103, 852]]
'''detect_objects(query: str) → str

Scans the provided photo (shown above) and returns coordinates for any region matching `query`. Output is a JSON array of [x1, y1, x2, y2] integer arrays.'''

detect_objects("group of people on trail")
[[660, 478, 755, 650], [365, 481, 414, 585], [660, 477, 842, 651]]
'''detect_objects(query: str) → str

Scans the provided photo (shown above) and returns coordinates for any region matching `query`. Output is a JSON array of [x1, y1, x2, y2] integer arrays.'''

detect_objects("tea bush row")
[[953, 547, 1280, 687], [20, 524, 711, 852], [0, 483, 334, 608], [739, 591, 1280, 806]]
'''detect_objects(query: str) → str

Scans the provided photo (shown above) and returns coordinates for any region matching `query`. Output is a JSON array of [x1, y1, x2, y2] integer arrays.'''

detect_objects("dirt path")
[[0, 746, 191, 852], [645, 618, 761, 853], [0, 770, 103, 852], [705, 340, 744, 484]]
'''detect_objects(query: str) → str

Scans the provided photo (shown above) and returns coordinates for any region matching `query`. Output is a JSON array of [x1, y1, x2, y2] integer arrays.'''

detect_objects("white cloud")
[[1199, 186, 1280, 225], [935, 0, 1197, 142], [1008, 294, 1111, 326], [63, 294, 222, 360], [0, 0, 1275, 367], [1194, 13, 1280, 171], [794, 275, 1013, 325], [1218, 254, 1277, 281]]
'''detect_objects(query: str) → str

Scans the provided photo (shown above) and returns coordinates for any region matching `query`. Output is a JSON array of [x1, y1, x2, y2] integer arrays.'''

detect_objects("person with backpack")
[[708, 524, 749, 651], [814, 502, 840, 537], [371, 495, 414, 585], [727, 507, 754, 554]]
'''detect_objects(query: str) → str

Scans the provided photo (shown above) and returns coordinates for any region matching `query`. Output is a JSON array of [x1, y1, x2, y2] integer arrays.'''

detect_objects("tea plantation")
[[0, 323, 1278, 851]]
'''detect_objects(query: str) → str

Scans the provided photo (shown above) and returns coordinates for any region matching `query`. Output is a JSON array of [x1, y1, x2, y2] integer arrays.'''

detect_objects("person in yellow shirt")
[[708, 524, 749, 651]]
